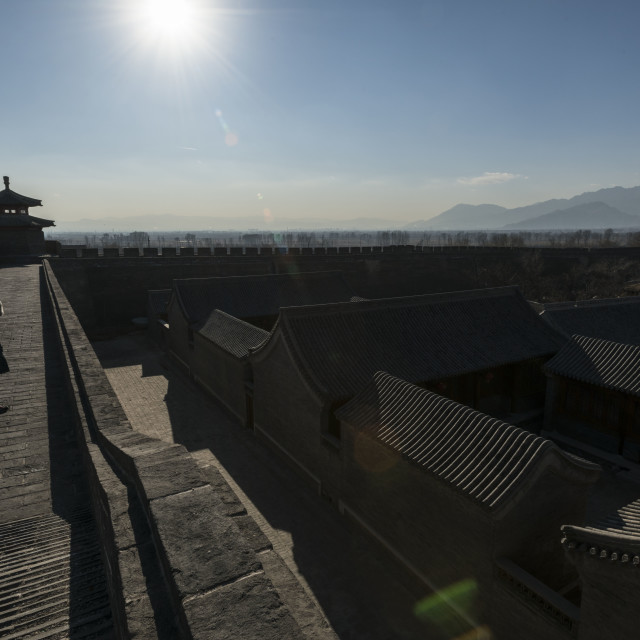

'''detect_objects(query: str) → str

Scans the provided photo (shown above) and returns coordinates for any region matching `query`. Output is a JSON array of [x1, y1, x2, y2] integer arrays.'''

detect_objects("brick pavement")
[[95, 333, 434, 640], [0, 263, 87, 522], [0, 262, 112, 638]]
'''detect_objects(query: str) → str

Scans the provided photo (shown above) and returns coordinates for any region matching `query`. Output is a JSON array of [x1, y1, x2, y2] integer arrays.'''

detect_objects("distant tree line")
[[48, 228, 640, 249]]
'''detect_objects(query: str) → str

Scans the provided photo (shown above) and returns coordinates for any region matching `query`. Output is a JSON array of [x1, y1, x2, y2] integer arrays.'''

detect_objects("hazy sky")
[[3, 0, 640, 226]]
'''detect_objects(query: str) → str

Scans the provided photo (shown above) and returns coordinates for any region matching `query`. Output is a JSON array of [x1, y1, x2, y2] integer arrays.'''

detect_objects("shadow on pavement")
[[160, 361, 433, 639], [40, 267, 113, 638]]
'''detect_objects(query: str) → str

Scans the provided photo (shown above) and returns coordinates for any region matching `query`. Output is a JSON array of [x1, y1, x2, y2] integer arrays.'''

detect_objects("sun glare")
[[132, 0, 204, 49]]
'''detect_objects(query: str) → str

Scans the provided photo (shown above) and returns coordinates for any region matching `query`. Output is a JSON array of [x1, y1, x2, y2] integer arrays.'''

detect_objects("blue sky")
[[3, 0, 640, 226]]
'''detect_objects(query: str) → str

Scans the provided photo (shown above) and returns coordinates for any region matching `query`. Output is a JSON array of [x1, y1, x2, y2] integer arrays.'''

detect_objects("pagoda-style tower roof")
[[0, 176, 43, 211]]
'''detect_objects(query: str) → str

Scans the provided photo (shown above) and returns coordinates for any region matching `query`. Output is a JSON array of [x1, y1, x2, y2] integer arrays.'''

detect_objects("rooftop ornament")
[[0, 176, 43, 214]]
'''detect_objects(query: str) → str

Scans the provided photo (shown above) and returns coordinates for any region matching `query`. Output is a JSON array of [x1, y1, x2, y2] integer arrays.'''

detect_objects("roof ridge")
[[278, 285, 524, 318], [173, 270, 347, 287], [544, 296, 640, 311], [201, 308, 270, 333]]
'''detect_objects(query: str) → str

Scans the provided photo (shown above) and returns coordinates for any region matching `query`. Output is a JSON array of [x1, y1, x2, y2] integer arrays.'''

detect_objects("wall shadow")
[[41, 269, 179, 638], [93, 331, 164, 378], [0, 346, 8, 374], [162, 367, 434, 640], [40, 267, 114, 637]]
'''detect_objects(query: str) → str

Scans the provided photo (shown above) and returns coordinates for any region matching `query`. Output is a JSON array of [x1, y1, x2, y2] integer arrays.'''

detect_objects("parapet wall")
[[42, 260, 306, 639], [49, 246, 640, 338]]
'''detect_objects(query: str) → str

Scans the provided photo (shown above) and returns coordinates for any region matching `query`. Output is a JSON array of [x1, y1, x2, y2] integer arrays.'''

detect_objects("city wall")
[[41, 260, 306, 639]]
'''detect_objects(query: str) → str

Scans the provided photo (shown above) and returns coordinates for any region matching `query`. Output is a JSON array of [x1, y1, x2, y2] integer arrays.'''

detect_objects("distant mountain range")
[[407, 185, 640, 230], [55, 185, 640, 232], [504, 201, 640, 230]]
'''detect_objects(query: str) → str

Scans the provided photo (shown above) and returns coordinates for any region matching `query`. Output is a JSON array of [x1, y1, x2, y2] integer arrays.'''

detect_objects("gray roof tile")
[[196, 310, 269, 358], [174, 271, 355, 324], [337, 372, 590, 510], [562, 499, 640, 560], [262, 286, 564, 401], [545, 335, 640, 397], [540, 296, 640, 345]]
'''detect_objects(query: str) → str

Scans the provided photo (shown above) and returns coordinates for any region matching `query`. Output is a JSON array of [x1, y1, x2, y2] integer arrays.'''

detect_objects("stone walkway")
[[0, 263, 112, 639], [95, 333, 433, 640]]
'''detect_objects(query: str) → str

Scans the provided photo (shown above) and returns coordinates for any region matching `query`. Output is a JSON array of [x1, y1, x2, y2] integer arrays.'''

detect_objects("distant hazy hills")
[[56, 214, 400, 233], [408, 185, 640, 230], [57, 185, 640, 232], [504, 201, 640, 230]]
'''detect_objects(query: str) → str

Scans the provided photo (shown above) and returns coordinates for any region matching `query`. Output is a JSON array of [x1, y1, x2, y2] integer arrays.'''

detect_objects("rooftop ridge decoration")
[[336, 372, 597, 511], [0, 175, 43, 209], [253, 285, 565, 401], [544, 334, 640, 398], [196, 309, 270, 358]]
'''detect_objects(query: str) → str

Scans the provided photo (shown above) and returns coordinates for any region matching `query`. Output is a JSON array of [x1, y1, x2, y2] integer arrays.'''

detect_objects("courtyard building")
[[335, 371, 601, 640], [544, 334, 640, 460], [249, 286, 565, 501]]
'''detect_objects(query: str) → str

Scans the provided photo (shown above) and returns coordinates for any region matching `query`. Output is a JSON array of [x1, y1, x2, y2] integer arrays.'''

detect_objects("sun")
[[134, 0, 201, 44]]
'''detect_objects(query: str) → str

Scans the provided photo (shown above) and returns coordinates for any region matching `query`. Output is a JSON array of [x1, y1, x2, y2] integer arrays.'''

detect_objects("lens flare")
[[215, 109, 239, 146], [414, 579, 486, 638]]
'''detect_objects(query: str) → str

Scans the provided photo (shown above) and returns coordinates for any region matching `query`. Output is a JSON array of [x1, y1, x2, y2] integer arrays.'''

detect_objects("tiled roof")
[[260, 286, 564, 401], [336, 372, 594, 511], [0, 183, 42, 208], [544, 335, 640, 397], [0, 213, 54, 228], [147, 290, 171, 317], [591, 499, 640, 538], [540, 296, 640, 345], [562, 499, 640, 564], [174, 271, 355, 324], [196, 310, 269, 358]]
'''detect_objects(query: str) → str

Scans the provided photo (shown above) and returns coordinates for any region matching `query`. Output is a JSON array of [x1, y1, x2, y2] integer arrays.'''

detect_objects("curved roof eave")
[[0, 191, 43, 208]]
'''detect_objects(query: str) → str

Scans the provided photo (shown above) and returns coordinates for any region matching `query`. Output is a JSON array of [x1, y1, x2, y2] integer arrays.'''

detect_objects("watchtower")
[[0, 176, 55, 255]]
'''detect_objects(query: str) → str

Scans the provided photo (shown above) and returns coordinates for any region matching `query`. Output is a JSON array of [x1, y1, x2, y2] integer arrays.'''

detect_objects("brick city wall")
[[42, 260, 305, 640], [48, 246, 640, 338]]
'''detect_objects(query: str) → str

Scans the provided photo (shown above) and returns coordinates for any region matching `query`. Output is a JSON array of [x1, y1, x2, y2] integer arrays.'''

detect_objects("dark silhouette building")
[[0, 176, 54, 255]]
